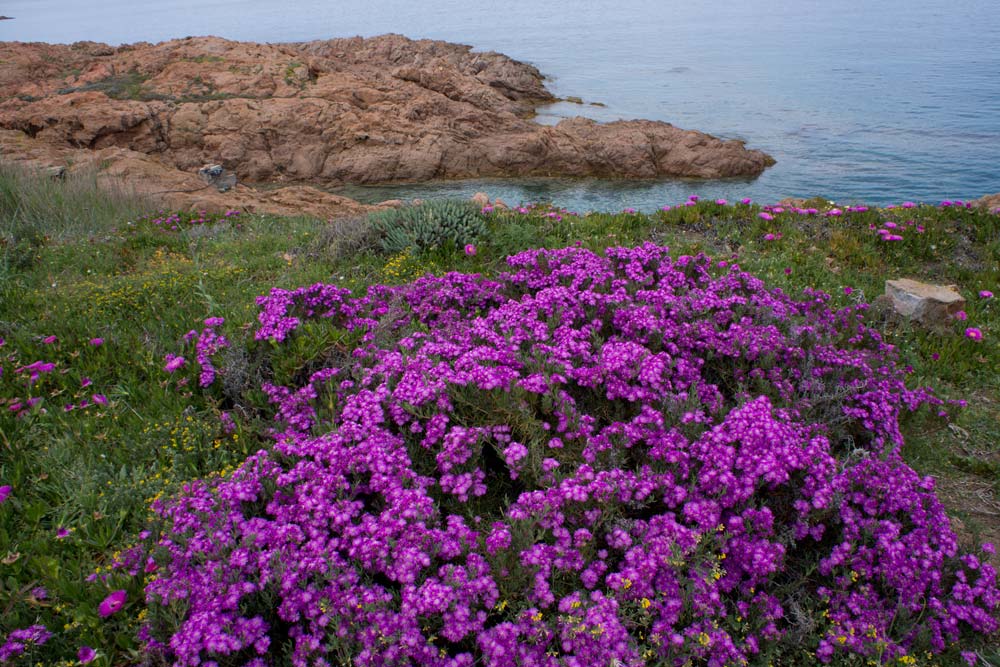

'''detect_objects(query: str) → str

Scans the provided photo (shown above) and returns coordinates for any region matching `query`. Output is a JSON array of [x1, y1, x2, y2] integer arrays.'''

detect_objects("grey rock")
[[885, 279, 966, 327], [198, 163, 236, 192]]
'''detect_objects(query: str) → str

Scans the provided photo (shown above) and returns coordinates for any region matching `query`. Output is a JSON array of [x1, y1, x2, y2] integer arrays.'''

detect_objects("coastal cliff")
[[0, 35, 774, 215]]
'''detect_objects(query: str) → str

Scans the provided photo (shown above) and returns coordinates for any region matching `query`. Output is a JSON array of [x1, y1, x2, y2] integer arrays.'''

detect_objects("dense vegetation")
[[1, 167, 998, 666]]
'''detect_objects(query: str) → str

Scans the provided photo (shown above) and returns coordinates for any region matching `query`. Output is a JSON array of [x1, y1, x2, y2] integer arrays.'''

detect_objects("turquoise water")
[[2, 0, 999, 210]]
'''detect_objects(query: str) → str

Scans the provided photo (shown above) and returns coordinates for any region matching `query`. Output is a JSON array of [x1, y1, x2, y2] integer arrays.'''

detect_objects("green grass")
[[1, 169, 998, 666]]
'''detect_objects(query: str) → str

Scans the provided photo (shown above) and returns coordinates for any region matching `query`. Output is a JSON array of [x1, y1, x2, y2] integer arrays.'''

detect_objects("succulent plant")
[[370, 200, 486, 254]]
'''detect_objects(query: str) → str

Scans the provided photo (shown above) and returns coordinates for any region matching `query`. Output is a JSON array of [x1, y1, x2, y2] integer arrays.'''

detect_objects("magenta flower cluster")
[[132, 244, 998, 666], [137, 209, 241, 232], [0, 625, 51, 662], [2, 336, 110, 417]]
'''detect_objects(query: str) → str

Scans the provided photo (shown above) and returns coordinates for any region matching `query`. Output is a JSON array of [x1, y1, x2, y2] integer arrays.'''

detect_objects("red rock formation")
[[0, 35, 775, 189]]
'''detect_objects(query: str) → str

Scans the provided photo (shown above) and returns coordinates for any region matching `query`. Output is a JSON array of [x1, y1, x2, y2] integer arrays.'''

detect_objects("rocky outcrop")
[[972, 193, 1000, 211], [0, 129, 376, 218], [0, 34, 775, 191]]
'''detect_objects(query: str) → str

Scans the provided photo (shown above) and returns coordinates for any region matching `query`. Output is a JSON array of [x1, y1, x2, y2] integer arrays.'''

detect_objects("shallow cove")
[[3, 0, 998, 209]]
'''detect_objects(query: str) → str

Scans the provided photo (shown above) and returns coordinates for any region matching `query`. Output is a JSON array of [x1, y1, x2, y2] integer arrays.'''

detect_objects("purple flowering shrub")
[[131, 244, 998, 666]]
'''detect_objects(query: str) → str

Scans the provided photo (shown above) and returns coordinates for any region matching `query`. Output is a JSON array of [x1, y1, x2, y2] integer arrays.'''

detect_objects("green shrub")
[[369, 200, 486, 254]]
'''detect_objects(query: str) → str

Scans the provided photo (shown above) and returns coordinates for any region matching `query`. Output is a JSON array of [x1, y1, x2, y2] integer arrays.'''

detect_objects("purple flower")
[[78, 646, 97, 664], [962, 651, 978, 666], [980, 290, 994, 299], [92, 394, 108, 406], [758, 212, 774, 221], [98, 590, 126, 617], [843, 287, 854, 295], [715, 198, 727, 205], [965, 327, 983, 341], [0, 485, 10, 504], [164, 354, 186, 373], [89, 338, 104, 346], [740, 197, 752, 204], [464, 244, 477, 256], [203, 317, 225, 328], [622, 207, 637, 214], [42, 335, 57, 345], [954, 310, 967, 321], [56, 527, 70, 539], [110, 244, 1000, 667]]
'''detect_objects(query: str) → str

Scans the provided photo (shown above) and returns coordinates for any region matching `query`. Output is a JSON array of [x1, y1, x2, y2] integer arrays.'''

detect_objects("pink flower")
[[740, 198, 752, 205], [954, 310, 967, 321], [764, 233, 777, 241], [622, 207, 637, 214], [81, 377, 92, 388], [78, 646, 96, 664], [980, 290, 994, 299], [89, 338, 104, 346], [42, 335, 57, 344], [687, 195, 699, 202], [464, 244, 477, 256], [965, 327, 983, 341], [843, 287, 854, 295], [164, 354, 186, 373], [98, 590, 126, 617], [784, 267, 792, 275], [715, 199, 727, 205], [0, 485, 11, 504], [901, 201, 916, 209], [56, 527, 70, 539], [758, 212, 774, 221], [92, 394, 108, 406]]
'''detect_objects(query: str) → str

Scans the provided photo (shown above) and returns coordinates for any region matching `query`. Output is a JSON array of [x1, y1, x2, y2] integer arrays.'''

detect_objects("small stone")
[[471, 192, 490, 206], [198, 164, 224, 181], [376, 199, 405, 208], [885, 278, 966, 327], [493, 198, 509, 210], [198, 164, 235, 192]]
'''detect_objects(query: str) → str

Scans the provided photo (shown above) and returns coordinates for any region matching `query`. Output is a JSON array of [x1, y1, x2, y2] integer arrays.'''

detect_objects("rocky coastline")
[[0, 34, 775, 217]]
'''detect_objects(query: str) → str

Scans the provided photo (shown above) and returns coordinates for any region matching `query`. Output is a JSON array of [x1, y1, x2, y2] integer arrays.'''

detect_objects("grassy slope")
[[0, 167, 997, 665]]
